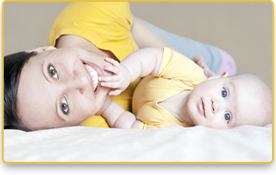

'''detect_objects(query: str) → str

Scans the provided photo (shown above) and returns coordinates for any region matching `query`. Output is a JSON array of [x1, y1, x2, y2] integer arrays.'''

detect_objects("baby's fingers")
[[105, 58, 120, 66], [109, 89, 123, 96], [100, 81, 121, 89], [192, 55, 205, 68], [204, 67, 216, 77], [99, 76, 120, 82], [103, 65, 120, 75], [103, 58, 121, 75]]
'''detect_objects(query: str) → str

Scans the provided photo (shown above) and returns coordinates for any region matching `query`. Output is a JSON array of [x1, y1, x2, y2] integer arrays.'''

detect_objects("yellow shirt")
[[47, 2, 139, 128], [132, 48, 207, 129]]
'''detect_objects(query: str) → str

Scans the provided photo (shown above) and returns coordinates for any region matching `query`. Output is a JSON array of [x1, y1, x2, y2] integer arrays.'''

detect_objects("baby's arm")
[[99, 96, 141, 128], [99, 48, 163, 95]]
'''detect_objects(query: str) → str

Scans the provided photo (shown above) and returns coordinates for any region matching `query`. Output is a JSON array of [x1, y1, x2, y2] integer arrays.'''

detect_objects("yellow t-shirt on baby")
[[132, 48, 207, 129], [47, 2, 139, 128]]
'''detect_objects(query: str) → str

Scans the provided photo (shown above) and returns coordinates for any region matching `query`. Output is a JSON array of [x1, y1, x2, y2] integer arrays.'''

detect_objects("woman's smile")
[[82, 59, 103, 96], [84, 63, 99, 92], [81, 58, 113, 96]]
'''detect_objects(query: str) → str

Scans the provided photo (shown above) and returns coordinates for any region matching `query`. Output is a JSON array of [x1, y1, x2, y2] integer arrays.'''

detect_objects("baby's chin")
[[187, 109, 199, 126], [192, 120, 201, 127]]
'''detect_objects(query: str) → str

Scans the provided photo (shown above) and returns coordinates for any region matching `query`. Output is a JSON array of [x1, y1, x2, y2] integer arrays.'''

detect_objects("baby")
[[98, 47, 272, 129]]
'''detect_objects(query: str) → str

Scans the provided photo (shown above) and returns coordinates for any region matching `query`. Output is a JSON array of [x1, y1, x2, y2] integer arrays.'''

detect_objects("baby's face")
[[187, 75, 271, 129]]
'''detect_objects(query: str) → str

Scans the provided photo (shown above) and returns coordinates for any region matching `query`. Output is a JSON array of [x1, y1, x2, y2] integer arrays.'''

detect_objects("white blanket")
[[3, 124, 272, 162]]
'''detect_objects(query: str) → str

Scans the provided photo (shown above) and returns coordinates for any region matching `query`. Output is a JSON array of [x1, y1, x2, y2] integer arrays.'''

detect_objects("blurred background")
[[3, 2, 272, 87]]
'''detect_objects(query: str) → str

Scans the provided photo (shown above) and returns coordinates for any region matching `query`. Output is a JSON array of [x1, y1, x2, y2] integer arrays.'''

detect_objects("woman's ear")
[[25, 46, 56, 53], [208, 72, 228, 80]]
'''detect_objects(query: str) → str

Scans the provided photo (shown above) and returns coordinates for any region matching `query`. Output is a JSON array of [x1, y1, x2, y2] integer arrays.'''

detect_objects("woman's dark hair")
[[4, 51, 37, 130]]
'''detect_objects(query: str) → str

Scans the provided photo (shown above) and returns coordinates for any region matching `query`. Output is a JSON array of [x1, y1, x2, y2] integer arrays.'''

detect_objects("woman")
[[4, 2, 235, 130]]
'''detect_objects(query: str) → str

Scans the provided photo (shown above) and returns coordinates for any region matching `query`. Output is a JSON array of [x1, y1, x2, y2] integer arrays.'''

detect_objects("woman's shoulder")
[[62, 2, 131, 19]]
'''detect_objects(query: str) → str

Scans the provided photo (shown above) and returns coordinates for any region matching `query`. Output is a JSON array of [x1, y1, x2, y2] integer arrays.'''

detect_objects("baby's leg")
[[137, 17, 236, 75]]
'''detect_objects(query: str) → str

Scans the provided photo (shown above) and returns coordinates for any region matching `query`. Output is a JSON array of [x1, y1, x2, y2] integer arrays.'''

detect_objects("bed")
[[3, 124, 272, 162]]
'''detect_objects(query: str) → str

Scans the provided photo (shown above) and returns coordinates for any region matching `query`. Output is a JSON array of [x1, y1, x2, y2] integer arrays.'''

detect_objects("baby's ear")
[[208, 72, 228, 80], [25, 46, 56, 53]]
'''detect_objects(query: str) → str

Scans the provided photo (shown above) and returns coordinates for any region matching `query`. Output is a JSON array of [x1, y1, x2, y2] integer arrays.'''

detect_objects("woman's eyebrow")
[[42, 60, 65, 122], [55, 100, 66, 122], [42, 60, 50, 83]]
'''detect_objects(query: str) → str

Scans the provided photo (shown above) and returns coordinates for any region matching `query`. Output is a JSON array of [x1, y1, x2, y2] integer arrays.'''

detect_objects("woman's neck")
[[56, 35, 119, 61]]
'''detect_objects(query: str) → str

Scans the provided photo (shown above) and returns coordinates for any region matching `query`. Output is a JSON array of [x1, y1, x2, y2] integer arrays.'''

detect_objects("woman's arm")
[[131, 17, 215, 77], [131, 18, 177, 51]]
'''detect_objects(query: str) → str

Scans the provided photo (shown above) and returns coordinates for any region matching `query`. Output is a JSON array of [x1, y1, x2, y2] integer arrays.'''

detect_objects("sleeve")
[[47, 2, 138, 61], [157, 47, 207, 88]]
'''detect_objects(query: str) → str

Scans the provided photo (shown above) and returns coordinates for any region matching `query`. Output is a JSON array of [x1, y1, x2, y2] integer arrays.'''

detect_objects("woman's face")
[[17, 47, 112, 130]]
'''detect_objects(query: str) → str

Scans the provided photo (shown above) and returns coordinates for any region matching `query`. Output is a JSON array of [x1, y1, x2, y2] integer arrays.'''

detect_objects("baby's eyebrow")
[[229, 81, 236, 95], [229, 81, 239, 125]]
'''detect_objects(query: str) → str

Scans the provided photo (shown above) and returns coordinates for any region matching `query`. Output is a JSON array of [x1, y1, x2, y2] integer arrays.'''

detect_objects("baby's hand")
[[192, 55, 216, 77], [99, 58, 131, 96]]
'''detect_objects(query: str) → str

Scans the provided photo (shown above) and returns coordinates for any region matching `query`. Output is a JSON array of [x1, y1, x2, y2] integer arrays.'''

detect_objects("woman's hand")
[[99, 58, 131, 96], [192, 55, 216, 77]]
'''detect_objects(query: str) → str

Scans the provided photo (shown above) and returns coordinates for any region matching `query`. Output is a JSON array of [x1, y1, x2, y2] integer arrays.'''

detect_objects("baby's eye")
[[221, 88, 227, 98], [48, 65, 58, 79], [224, 112, 231, 123], [61, 97, 69, 114]]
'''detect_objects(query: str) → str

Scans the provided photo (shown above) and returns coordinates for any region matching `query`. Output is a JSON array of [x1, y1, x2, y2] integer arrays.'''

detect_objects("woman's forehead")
[[17, 54, 60, 130]]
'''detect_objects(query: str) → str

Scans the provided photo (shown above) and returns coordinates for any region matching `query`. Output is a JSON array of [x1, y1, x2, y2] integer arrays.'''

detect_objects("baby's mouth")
[[202, 99, 206, 118], [199, 98, 206, 118]]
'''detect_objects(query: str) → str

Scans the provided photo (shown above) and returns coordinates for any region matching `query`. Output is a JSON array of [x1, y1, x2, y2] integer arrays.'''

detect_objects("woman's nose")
[[66, 70, 89, 94]]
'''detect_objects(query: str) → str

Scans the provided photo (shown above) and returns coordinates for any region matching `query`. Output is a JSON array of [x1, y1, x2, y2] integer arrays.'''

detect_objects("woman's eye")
[[48, 65, 58, 79], [224, 112, 231, 123], [61, 97, 69, 114], [221, 88, 227, 98]]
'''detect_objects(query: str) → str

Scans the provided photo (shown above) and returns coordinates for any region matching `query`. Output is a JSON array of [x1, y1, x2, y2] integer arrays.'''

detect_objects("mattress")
[[3, 124, 272, 163]]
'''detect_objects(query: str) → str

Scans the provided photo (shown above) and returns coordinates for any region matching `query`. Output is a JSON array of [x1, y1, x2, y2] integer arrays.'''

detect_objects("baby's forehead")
[[228, 75, 272, 126], [236, 99, 272, 126], [228, 74, 263, 87]]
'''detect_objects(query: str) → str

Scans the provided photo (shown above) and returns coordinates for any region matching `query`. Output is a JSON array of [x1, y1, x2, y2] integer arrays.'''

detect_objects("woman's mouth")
[[84, 64, 98, 92], [81, 59, 104, 95], [198, 98, 206, 118]]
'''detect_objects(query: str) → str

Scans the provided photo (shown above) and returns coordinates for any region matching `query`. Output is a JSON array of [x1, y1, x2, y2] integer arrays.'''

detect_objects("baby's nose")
[[211, 99, 219, 113]]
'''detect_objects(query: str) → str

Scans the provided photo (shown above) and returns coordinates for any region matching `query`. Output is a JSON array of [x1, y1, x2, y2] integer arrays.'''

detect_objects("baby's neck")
[[177, 91, 194, 125], [158, 90, 194, 125]]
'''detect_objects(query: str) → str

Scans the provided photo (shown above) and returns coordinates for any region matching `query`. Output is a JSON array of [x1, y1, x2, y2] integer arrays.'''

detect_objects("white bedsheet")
[[3, 124, 272, 162]]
